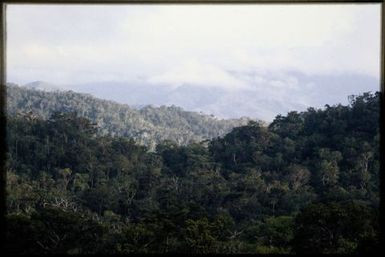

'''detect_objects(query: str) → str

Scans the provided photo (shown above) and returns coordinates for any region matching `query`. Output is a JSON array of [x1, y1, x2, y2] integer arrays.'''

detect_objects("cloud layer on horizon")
[[7, 4, 381, 85], [6, 4, 382, 121]]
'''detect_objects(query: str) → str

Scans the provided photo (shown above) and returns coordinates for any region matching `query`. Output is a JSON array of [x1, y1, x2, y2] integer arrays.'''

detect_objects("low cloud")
[[6, 4, 381, 85], [5, 4, 381, 121], [147, 60, 249, 90]]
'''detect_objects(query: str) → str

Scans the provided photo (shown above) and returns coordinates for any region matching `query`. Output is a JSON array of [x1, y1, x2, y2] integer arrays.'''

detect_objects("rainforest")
[[4, 87, 381, 254]]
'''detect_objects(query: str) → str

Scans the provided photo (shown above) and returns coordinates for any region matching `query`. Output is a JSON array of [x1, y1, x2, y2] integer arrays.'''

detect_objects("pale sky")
[[6, 4, 381, 87], [6, 4, 382, 120]]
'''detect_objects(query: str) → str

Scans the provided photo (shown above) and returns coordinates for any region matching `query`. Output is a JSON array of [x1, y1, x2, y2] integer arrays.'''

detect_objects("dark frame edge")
[[0, 1, 6, 248], [380, 0, 385, 252], [1, 0, 384, 4], [0, 0, 383, 254]]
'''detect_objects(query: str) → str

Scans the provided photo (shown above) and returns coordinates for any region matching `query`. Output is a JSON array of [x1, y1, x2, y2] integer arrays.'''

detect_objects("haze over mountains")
[[8, 5, 380, 122], [21, 71, 379, 122]]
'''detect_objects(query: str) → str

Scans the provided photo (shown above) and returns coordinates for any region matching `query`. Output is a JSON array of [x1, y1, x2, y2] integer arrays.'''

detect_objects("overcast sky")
[[6, 4, 381, 86]]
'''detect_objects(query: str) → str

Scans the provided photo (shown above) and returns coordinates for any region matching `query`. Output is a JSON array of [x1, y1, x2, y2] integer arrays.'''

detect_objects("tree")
[[183, 218, 218, 253], [313, 148, 342, 189], [292, 202, 380, 254]]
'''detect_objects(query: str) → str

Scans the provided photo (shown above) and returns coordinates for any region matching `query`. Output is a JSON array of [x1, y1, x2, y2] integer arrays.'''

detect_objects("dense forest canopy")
[[4, 90, 381, 254]]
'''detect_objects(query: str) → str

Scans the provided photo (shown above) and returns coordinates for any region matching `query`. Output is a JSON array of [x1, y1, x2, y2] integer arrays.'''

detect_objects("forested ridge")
[[4, 91, 381, 254], [6, 84, 249, 150]]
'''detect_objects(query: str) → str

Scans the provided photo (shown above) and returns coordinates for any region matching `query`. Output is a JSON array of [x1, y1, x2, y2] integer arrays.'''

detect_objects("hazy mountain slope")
[[21, 71, 379, 122], [6, 84, 249, 150], [23, 81, 62, 92]]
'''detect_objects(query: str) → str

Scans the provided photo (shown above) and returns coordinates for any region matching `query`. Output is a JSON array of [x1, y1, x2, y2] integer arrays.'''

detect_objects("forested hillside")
[[6, 84, 249, 149], [5, 92, 381, 254]]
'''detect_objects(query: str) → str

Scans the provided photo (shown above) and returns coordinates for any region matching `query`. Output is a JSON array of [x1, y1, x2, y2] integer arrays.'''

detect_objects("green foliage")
[[6, 208, 107, 254], [6, 84, 248, 150], [4, 91, 380, 254], [184, 218, 217, 253], [292, 202, 380, 254]]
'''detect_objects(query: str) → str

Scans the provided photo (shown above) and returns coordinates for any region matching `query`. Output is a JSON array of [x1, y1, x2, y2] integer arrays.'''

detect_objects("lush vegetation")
[[5, 91, 381, 254], [6, 84, 249, 150]]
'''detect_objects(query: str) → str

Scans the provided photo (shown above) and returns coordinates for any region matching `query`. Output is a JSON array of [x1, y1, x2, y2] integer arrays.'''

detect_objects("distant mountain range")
[[19, 71, 379, 122], [6, 84, 250, 150], [22, 81, 63, 92]]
